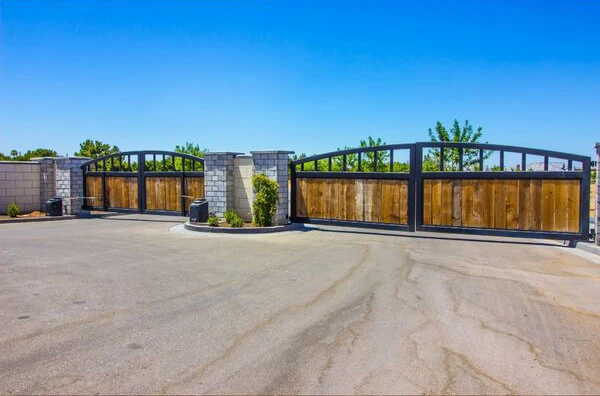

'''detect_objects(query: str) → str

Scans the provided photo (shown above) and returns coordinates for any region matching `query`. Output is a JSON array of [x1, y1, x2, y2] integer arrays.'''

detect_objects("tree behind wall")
[[74, 140, 120, 159]]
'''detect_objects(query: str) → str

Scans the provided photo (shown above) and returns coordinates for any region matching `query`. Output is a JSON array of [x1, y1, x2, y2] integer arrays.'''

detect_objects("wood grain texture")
[[295, 178, 408, 224], [146, 177, 180, 211], [423, 179, 580, 233], [184, 176, 205, 212], [85, 176, 104, 208], [106, 177, 138, 209]]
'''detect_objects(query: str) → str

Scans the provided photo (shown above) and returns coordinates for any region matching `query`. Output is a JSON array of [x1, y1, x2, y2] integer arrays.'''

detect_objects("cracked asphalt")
[[1, 215, 600, 394]]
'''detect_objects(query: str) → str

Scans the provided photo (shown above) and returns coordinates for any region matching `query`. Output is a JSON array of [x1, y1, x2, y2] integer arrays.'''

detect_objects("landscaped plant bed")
[[184, 221, 304, 234], [0, 211, 77, 224]]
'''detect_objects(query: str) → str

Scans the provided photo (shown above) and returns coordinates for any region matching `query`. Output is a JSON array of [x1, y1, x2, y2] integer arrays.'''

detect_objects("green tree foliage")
[[74, 140, 120, 159], [0, 148, 58, 161], [424, 119, 491, 171], [252, 173, 279, 227], [175, 142, 207, 158], [294, 136, 410, 173]]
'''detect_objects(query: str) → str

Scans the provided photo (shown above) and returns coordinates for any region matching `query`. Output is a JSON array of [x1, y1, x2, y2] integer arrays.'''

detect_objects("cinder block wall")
[[252, 151, 293, 225], [0, 161, 41, 214]]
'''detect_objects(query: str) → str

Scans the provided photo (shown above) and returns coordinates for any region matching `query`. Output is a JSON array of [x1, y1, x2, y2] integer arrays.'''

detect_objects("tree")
[[174, 142, 207, 158], [74, 140, 119, 159], [1, 148, 57, 161], [425, 119, 490, 171]]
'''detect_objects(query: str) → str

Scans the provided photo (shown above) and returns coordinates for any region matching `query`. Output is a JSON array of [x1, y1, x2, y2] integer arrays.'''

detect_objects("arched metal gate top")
[[81, 150, 204, 172]]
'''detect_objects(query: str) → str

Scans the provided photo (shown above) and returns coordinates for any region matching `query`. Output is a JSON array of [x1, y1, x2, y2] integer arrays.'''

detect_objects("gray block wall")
[[0, 162, 41, 213], [204, 153, 239, 218], [53, 157, 88, 215], [251, 151, 293, 225]]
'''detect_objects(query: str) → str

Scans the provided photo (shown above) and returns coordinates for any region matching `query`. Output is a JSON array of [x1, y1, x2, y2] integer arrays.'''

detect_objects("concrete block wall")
[[0, 162, 41, 213], [204, 153, 239, 218], [53, 157, 88, 215], [251, 151, 293, 225], [38, 158, 56, 204], [233, 155, 254, 221]]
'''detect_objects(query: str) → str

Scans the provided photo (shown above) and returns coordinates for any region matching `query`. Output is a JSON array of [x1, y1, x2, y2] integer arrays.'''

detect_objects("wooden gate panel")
[[146, 177, 181, 212], [184, 176, 205, 211], [423, 179, 580, 233], [106, 177, 138, 209], [296, 178, 408, 225], [85, 176, 103, 208]]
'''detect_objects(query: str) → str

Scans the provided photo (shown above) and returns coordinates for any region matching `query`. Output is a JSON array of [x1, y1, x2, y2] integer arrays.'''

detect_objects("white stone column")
[[251, 150, 294, 225]]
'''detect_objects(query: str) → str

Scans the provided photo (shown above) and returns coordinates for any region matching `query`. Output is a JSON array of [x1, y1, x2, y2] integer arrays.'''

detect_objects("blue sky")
[[1, 0, 599, 158]]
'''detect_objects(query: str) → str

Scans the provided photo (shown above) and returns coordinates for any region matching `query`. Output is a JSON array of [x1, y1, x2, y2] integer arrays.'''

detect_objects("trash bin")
[[189, 199, 209, 223], [46, 197, 63, 216]]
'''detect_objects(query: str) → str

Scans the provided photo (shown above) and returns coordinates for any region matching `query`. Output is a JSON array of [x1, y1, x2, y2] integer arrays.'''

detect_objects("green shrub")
[[207, 215, 219, 227], [252, 173, 279, 227], [7, 203, 20, 218], [229, 215, 244, 228], [223, 209, 238, 224]]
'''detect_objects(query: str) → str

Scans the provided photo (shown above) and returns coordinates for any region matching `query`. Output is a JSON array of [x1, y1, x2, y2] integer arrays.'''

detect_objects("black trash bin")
[[189, 199, 209, 223], [46, 197, 63, 216]]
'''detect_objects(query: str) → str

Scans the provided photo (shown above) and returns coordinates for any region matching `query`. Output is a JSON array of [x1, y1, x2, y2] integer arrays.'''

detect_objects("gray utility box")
[[189, 199, 209, 223]]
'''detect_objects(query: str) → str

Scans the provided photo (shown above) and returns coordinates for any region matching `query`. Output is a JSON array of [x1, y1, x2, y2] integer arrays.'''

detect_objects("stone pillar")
[[251, 150, 293, 225], [204, 152, 240, 218], [53, 157, 89, 215], [596, 143, 600, 245]]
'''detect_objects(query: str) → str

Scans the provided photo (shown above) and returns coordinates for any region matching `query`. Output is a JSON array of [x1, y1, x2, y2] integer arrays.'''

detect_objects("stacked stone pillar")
[[202, 150, 293, 225], [204, 153, 239, 218], [251, 151, 293, 225], [33, 156, 89, 215]]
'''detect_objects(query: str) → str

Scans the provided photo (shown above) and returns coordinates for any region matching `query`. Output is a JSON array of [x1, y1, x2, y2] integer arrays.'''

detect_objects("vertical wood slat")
[[85, 176, 104, 208]]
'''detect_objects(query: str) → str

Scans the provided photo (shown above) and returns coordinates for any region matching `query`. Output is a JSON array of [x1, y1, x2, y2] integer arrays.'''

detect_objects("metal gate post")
[[102, 171, 108, 211], [290, 163, 297, 222], [413, 143, 423, 232], [580, 159, 591, 240], [137, 154, 145, 213], [180, 171, 186, 216]]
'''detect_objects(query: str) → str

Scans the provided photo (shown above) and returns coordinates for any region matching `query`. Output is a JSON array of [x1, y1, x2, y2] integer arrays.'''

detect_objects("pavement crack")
[[162, 245, 373, 392]]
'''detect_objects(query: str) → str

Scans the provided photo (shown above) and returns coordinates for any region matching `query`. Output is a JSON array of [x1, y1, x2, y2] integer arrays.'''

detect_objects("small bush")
[[207, 215, 219, 227], [7, 203, 20, 218], [252, 173, 279, 227], [223, 210, 238, 224], [229, 215, 244, 228]]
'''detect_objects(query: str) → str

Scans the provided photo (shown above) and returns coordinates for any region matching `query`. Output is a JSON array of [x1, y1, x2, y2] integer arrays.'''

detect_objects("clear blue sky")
[[1, 0, 599, 158]]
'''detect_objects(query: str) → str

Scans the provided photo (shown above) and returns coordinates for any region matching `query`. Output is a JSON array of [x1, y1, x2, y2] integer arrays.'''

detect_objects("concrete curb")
[[575, 241, 600, 256], [184, 222, 305, 234], [0, 215, 77, 224]]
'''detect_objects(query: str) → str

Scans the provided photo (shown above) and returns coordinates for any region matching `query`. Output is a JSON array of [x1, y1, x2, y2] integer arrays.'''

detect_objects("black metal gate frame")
[[82, 150, 205, 216], [290, 142, 590, 241]]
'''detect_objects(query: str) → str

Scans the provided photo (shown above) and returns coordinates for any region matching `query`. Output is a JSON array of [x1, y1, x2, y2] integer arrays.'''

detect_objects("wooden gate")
[[82, 151, 204, 215], [290, 142, 590, 241]]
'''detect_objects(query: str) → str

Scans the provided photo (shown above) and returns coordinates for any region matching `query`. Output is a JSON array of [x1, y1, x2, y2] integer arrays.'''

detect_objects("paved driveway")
[[1, 215, 599, 394]]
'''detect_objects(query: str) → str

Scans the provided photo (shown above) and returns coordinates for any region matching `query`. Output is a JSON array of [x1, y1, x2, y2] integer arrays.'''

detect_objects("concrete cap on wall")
[[250, 150, 295, 154], [204, 152, 244, 156]]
